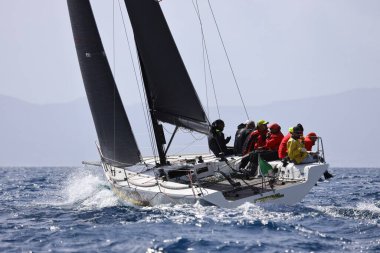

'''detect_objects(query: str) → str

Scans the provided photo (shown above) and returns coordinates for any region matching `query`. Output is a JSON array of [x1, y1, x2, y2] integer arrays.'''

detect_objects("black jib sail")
[[124, 0, 210, 135], [67, 0, 141, 166]]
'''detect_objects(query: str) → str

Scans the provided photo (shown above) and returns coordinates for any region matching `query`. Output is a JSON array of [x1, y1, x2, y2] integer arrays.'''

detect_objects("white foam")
[[356, 202, 380, 214], [312, 201, 380, 224], [59, 167, 119, 210], [49, 225, 60, 232], [140, 202, 300, 226]]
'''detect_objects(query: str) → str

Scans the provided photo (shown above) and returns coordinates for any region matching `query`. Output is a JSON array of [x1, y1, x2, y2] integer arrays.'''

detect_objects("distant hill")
[[0, 95, 96, 166], [220, 88, 380, 168], [0, 88, 379, 167]]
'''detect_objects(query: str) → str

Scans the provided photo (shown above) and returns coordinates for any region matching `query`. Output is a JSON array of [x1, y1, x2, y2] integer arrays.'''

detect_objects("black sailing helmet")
[[211, 119, 225, 131]]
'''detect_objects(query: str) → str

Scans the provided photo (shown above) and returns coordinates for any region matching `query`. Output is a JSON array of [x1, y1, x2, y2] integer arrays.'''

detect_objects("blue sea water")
[[0, 167, 379, 253]]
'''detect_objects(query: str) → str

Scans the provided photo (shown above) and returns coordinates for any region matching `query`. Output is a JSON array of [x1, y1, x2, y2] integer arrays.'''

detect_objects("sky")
[[0, 0, 379, 107]]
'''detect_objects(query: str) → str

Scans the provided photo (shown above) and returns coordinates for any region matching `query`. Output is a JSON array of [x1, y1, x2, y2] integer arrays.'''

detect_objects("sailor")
[[233, 122, 246, 154], [234, 120, 255, 155], [278, 123, 304, 160], [304, 132, 317, 151], [287, 125, 316, 164], [240, 123, 283, 175], [304, 132, 334, 179], [262, 123, 284, 153], [242, 120, 268, 155], [208, 119, 233, 157]]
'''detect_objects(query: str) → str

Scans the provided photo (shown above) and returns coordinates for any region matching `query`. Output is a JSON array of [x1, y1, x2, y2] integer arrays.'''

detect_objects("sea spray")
[[60, 167, 119, 210]]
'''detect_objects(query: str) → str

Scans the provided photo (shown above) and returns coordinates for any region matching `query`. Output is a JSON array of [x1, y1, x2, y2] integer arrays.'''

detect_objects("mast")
[[123, 0, 210, 165]]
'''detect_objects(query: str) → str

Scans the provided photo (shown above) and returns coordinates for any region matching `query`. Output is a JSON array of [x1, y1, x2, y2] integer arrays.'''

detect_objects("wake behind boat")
[[67, 0, 329, 208]]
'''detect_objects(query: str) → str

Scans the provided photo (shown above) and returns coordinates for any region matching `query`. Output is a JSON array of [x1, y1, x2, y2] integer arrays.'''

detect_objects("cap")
[[269, 123, 281, 131], [293, 125, 303, 134], [296, 123, 304, 132], [257, 120, 269, 126], [307, 132, 317, 137]]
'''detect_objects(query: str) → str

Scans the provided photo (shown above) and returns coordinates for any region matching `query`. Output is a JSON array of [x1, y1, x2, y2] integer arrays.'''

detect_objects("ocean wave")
[[49, 167, 120, 210], [137, 202, 306, 229], [2, 167, 380, 253], [313, 201, 380, 224]]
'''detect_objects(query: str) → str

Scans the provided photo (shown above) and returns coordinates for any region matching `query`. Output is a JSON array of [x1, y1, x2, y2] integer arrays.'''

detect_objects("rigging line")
[[178, 127, 206, 141], [193, 0, 221, 119], [133, 48, 159, 163], [162, 125, 173, 135], [138, 59, 159, 162], [116, 0, 158, 162], [137, 57, 159, 162], [171, 139, 199, 157], [207, 0, 249, 120], [190, 132, 206, 141], [113, 0, 116, 161], [191, 0, 209, 119], [112, 0, 116, 76]]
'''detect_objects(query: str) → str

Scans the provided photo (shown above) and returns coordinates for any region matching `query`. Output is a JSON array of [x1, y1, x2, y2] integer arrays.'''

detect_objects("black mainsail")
[[124, 0, 209, 135], [67, 0, 141, 166]]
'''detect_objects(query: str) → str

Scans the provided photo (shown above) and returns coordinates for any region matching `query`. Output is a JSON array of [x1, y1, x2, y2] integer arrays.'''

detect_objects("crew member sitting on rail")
[[304, 132, 317, 151], [233, 122, 246, 154], [234, 120, 255, 155], [304, 132, 334, 179], [262, 123, 284, 153], [287, 125, 316, 164], [239, 123, 284, 175], [208, 119, 233, 157], [278, 123, 304, 159], [242, 120, 269, 155]]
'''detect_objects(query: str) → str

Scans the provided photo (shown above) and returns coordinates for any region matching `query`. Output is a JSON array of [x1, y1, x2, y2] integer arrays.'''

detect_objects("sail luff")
[[67, 0, 141, 166], [123, 0, 210, 134]]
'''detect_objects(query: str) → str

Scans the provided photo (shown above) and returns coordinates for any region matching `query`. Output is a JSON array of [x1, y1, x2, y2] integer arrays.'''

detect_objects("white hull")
[[101, 154, 328, 208]]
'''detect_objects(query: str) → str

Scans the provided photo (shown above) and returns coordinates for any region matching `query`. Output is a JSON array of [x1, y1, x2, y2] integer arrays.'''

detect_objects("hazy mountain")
[[0, 88, 378, 167], [220, 88, 380, 168], [0, 95, 95, 166]]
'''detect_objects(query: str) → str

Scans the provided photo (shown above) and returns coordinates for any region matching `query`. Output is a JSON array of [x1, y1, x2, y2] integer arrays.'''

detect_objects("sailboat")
[[67, 0, 329, 208]]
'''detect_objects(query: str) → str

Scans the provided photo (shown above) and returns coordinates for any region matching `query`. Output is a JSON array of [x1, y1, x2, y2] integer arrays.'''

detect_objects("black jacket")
[[234, 128, 253, 155], [208, 130, 229, 157]]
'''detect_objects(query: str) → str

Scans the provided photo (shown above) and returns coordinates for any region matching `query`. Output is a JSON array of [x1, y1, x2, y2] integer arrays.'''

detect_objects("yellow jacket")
[[287, 137, 308, 164]]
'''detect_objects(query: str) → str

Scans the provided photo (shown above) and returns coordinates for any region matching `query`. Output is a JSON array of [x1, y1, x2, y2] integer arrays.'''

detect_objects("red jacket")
[[254, 129, 268, 150], [242, 129, 268, 155], [304, 137, 316, 151], [242, 130, 258, 155], [264, 132, 284, 151], [278, 133, 291, 159]]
